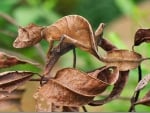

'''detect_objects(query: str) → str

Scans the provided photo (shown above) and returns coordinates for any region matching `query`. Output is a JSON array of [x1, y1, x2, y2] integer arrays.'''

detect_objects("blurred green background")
[[0, 0, 150, 112]]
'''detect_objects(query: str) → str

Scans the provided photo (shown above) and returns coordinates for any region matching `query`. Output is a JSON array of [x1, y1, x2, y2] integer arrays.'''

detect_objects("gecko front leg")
[[47, 40, 54, 59]]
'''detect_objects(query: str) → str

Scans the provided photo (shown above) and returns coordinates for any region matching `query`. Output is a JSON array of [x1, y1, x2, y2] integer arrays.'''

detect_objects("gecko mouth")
[[13, 39, 32, 48]]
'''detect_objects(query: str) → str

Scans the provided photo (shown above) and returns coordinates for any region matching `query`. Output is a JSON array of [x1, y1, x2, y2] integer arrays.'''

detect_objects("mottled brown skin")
[[13, 15, 104, 59], [13, 23, 44, 48]]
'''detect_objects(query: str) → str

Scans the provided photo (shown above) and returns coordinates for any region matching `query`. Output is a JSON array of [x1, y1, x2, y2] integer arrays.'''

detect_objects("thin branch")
[[30, 78, 48, 82], [72, 48, 76, 68], [0, 12, 19, 26], [132, 45, 135, 51], [99, 93, 130, 101], [0, 29, 16, 37], [129, 65, 142, 112], [82, 106, 87, 112], [135, 65, 142, 101]]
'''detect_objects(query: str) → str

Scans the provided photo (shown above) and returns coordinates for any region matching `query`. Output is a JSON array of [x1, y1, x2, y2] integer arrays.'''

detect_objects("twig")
[[129, 65, 142, 112], [82, 106, 87, 112], [135, 66, 142, 101], [73, 48, 76, 68], [99, 93, 131, 101], [0, 29, 16, 37], [0, 12, 19, 26], [132, 45, 135, 51], [30, 78, 48, 82]]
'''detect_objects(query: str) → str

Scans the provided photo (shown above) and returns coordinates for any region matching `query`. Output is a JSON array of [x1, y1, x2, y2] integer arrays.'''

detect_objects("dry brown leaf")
[[135, 90, 150, 106], [134, 29, 150, 46], [0, 71, 34, 93], [135, 74, 150, 92], [34, 67, 119, 110], [0, 88, 25, 100], [0, 88, 25, 111], [13, 23, 44, 48], [104, 50, 142, 71], [0, 52, 38, 68], [88, 66, 119, 85], [89, 71, 129, 106], [53, 67, 119, 96], [34, 80, 94, 107]]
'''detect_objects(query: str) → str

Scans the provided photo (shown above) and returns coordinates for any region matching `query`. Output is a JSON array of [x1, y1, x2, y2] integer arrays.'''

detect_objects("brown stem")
[[98, 93, 130, 100], [73, 48, 76, 68], [129, 65, 142, 112], [82, 106, 87, 112], [30, 78, 48, 82]]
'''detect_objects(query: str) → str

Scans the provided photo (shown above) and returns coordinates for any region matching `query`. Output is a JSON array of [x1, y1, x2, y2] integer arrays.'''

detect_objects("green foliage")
[[74, 0, 121, 29], [115, 0, 143, 23]]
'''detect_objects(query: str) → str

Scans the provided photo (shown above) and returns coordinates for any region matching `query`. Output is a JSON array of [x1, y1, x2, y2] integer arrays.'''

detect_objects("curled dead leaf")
[[135, 90, 150, 106], [34, 67, 119, 109], [13, 23, 44, 48], [53, 67, 119, 96], [0, 71, 34, 93], [134, 29, 150, 46], [88, 66, 119, 85], [34, 80, 94, 107], [104, 50, 142, 71], [89, 71, 129, 106]]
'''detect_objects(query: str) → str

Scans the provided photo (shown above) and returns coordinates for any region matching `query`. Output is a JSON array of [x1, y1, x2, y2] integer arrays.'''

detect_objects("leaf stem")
[[132, 45, 135, 52], [141, 57, 150, 61], [82, 106, 87, 112], [30, 78, 48, 82], [73, 48, 76, 68], [129, 65, 142, 112]]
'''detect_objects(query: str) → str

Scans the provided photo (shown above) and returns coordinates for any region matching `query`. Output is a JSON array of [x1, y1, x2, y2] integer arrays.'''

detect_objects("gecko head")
[[13, 23, 44, 48]]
